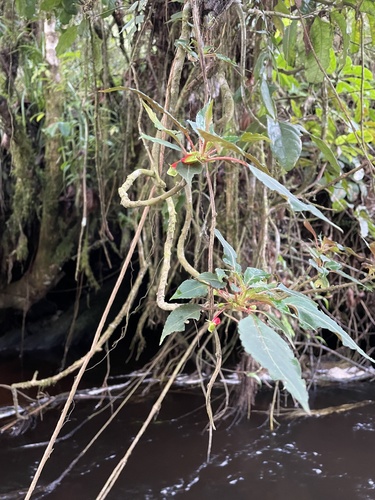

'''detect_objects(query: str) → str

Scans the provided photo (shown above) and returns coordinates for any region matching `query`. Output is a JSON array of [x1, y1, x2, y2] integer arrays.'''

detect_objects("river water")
[[1, 370, 375, 499]]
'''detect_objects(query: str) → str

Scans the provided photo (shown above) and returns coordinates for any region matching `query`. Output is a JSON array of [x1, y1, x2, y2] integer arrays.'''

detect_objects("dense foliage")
[[1, 0, 375, 495]]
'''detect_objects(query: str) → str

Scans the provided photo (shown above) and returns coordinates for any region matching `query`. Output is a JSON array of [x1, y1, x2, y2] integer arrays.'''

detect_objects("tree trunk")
[[0, 18, 78, 311]]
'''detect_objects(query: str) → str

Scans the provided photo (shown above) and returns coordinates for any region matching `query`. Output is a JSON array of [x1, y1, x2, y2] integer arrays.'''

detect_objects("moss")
[[7, 125, 38, 233]]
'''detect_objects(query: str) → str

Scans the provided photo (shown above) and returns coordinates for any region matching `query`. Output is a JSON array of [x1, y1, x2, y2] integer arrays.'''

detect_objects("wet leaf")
[[171, 280, 208, 300], [239, 315, 310, 413], [160, 304, 202, 344]]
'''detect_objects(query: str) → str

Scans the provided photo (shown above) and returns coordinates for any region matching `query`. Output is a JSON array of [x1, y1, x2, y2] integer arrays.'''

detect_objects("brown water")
[[1, 377, 375, 499]]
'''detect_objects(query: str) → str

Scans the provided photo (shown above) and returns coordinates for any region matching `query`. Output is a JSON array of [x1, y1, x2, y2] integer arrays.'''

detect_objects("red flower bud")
[[212, 316, 221, 326]]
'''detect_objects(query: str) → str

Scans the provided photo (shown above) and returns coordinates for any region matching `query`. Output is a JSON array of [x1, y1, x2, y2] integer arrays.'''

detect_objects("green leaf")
[[266, 311, 296, 339], [326, 48, 337, 74], [56, 26, 78, 56], [141, 102, 183, 146], [215, 53, 236, 65], [214, 229, 241, 271], [350, 17, 361, 54], [171, 280, 208, 300], [260, 80, 276, 119], [100, 0, 117, 17], [59, 9, 73, 23], [336, 80, 355, 95], [160, 304, 202, 344], [311, 135, 341, 176], [57, 122, 71, 137], [239, 132, 270, 143], [195, 129, 269, 173], [40, 0, 61, 10], [239, 315, 310, 413], [278, 284, 375, 363], [254, 51, 269, 81], [300, 0, 316, 15], [267, 118, 302, 171], [367, 14, 375, 46], [140, 133, 182, 152], [305, 17, 333, 83], [334, 268, 369, 289], [360, 0, 375, 16], [283, 21, 297, 66], [197, 272, 227, 289], [222, 135, 240, 143], [275, 0, 290, 15], [176, 163, 202, 185], [193, 129, 225, 148], [244, 267, 270, 285], [62, 0, 78, 15], [142, 102, 164, 129], [44, 122, 59, 137], [248, 164, 342, 231], [309, 258, 329, 277], [168, 11, 183, 23], [100, 87, 189, 136], [336, 130, 373, 145], [215, 268, 228, 282], [196, 100, 213, 132], [16, 0, 36, 18]]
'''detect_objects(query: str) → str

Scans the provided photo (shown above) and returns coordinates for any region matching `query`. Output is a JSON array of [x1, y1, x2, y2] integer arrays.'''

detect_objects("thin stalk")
[[95, 324, 209, 500], [24, 195, 154, 500]]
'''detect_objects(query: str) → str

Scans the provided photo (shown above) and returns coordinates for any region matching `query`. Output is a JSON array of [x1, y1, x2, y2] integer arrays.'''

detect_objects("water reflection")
[[1, 384, 375, 499]]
